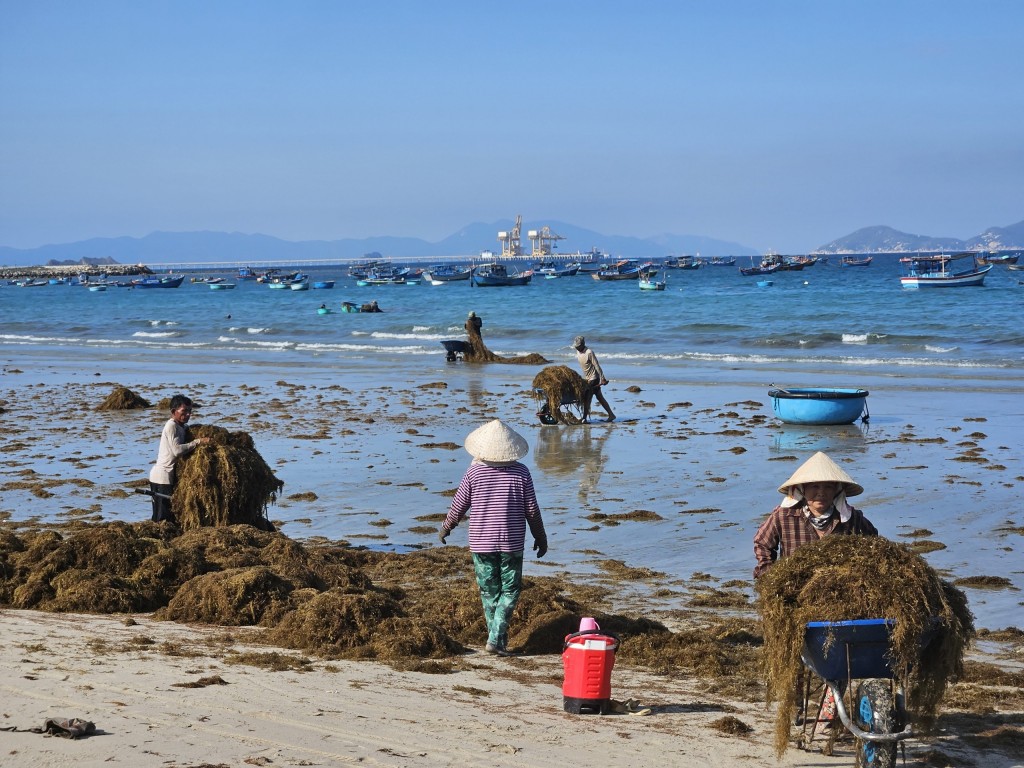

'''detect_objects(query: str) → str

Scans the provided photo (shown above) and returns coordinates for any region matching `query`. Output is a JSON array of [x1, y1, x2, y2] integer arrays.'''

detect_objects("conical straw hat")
[[464, 419, 529, 465], [778, 451, 863, 497]]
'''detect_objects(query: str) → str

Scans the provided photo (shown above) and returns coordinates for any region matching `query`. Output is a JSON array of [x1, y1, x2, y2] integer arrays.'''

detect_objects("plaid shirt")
[[753, 504, 878, 579]]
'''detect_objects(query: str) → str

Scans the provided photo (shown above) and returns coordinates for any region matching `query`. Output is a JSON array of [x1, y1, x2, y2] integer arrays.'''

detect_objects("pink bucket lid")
[[579, 617, 599, 632]]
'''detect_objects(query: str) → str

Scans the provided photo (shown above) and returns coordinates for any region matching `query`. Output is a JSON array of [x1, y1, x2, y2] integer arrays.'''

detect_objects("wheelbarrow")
[[440, 339, 468, 361], [800, 618, 939, 766], [533, 388, 584, 425]]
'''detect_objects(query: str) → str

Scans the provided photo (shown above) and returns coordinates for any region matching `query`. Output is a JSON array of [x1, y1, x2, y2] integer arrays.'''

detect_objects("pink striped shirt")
[[444, 461, 545, 553]]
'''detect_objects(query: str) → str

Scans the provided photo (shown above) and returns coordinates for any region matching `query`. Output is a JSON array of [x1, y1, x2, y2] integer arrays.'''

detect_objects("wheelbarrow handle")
[[134, 487, 172, 500]]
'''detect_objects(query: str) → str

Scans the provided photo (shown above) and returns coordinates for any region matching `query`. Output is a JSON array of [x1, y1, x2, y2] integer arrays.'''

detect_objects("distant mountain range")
[[814, 219, 1024, 254], [1, 218, 1021, 266], [0, 221, 757, 267]]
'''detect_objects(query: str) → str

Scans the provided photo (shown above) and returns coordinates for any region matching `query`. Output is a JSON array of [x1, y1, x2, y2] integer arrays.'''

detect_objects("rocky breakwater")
[[0, 263, 152, 281]]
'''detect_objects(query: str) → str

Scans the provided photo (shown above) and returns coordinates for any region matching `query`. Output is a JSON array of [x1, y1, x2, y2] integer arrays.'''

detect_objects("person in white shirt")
[[573, 335, 616, 422], [148, 394, 210, 522]]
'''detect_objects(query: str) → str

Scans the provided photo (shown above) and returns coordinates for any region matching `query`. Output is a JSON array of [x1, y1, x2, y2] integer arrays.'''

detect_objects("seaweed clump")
[[174, 425, 282, 531], [96, 386, 151, 411], [532, 366, 590, 425], [756, 535, 975, 756], [462, 312, 548, 365]]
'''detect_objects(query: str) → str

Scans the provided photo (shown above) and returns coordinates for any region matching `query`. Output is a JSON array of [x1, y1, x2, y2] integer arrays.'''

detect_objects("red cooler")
[[562, 629, 620, 714]]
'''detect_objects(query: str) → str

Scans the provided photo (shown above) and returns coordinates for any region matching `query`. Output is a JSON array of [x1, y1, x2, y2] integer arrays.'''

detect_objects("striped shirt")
[[753, 503, 877, 578], [444, 461, 545, 553]]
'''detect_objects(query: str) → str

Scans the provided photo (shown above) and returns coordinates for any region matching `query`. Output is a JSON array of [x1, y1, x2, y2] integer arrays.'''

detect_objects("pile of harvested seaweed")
[[96, 386, 151, 411], [174, 425, 282, 531], [756, 535, 974, 756], [462, 312, 548, 365], [0, 521, 760, 681], [532, 365, 590, 425]]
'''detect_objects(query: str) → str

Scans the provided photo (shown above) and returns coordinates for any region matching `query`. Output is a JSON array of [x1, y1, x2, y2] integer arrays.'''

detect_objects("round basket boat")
[[768, 387, 869, 425]]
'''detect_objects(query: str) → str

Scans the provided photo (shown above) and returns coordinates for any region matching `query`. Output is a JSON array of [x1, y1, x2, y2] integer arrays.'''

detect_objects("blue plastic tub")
[[769, 387, 869, 425]]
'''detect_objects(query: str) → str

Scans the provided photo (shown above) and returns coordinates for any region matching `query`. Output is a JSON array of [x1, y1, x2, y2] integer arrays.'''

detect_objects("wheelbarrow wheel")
[[854, 679, 898, 768]]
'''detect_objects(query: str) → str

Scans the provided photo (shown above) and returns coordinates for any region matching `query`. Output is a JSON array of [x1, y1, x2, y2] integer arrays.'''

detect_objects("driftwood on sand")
[[462, 312, 548, 365]]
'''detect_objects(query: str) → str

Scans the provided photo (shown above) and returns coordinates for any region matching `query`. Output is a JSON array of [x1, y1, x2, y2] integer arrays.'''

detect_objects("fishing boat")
[[312, 280, 335, 289], [471, 261, 532, 286], [133, 275, 185, 288], [975, 252, 1020, 265], [422, 264, 471, 282], [899, 253, 992, 289], [739, 257, 780, 277], [708, 256, 737, 266], [209, 282, 236, 290], [756, 279, 774, 288], [289, 275, 310, 291], [1007, 264, 1024, 272], [638, 271, 667, 291], [769, 387, 870, 425], [841, 256, 873, 267], [592, 259, 642, 281], [664, 256, 701, 270], [87, 284, 107, 292]]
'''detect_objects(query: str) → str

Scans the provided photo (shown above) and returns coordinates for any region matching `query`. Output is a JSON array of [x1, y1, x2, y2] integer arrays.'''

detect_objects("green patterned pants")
[[472, 552, 524, 650]]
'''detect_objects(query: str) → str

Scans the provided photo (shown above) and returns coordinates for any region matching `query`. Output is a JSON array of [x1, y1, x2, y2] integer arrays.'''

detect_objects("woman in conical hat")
[[753, 451, 877, 579], [438, 420, 548, 656]]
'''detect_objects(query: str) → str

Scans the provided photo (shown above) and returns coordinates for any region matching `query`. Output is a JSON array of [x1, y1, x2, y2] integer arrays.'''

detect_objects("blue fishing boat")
[[768, 387, 869, 425], [133, 275, 185, 288], [312, 280, 335, 289], [471, 261, 532, 286], [899, 253, 992, 288], [423, 264, 472, 282]]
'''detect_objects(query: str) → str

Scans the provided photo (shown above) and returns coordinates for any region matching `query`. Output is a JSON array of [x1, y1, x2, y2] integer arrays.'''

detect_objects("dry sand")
[[2, 609, 1019, 768]]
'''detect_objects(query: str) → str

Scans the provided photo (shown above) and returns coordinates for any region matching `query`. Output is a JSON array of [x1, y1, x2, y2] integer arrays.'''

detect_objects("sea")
[[1, 256, 1022, 386], [1, 256, 1022, 629]]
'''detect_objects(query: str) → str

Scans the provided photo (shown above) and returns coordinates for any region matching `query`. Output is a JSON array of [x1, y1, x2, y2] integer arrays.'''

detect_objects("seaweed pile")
[[532, 365, 590, 425], [0, 521, 760, 681], [462, 312, 548, 365], [96, 386, 151, 411], [174, 425, 282, 531], [756, 535, 975, 756]]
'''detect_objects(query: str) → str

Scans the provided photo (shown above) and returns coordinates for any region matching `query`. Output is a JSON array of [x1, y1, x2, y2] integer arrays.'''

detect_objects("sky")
[[2, 1, 1023, 254]]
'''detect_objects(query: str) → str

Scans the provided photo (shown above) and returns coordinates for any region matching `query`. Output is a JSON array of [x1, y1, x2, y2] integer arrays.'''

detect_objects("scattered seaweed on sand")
[[462, 312, 548, 365], [174, 425, 282, 531], [96, 385, 151, 411], [532, 365, 589, 425], [756, 536, 974, 757], [708, 715, 754, 736]]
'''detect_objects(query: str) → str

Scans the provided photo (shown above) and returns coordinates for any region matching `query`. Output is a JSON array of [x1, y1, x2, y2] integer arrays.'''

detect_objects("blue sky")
[[1, 1, 1022, 253]]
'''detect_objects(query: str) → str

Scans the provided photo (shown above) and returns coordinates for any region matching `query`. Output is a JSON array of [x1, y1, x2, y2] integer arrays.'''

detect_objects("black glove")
[[438, 526, 450, 545], [533, 537, 548, 558]]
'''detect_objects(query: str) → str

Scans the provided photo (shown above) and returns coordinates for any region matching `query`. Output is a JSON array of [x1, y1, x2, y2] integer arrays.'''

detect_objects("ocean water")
[[1, 256, 1022, 386], [2, 258, 1022, 629]]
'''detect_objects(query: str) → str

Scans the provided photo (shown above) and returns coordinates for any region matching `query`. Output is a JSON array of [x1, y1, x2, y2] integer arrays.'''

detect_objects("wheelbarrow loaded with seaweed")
[[798, 618, 940, 767]]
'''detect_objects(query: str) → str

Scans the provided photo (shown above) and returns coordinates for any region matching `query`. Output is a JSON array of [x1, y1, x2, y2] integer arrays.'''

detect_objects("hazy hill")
[[816, 219, 1024, 253], [0, 223, 756, 267]]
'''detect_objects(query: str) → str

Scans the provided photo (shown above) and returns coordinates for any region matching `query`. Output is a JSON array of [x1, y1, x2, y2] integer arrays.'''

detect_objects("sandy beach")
[[1, 609, 1020, 768], [1, 353, 1022, 767]]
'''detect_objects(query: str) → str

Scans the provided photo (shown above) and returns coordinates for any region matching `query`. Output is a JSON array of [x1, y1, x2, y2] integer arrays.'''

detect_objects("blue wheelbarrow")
[[800, 618, 939, 767]]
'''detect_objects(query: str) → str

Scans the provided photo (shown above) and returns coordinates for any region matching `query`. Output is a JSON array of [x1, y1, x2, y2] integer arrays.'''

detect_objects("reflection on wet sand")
[[770, 422, 870, 454], [532, 425, 611, 503]]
